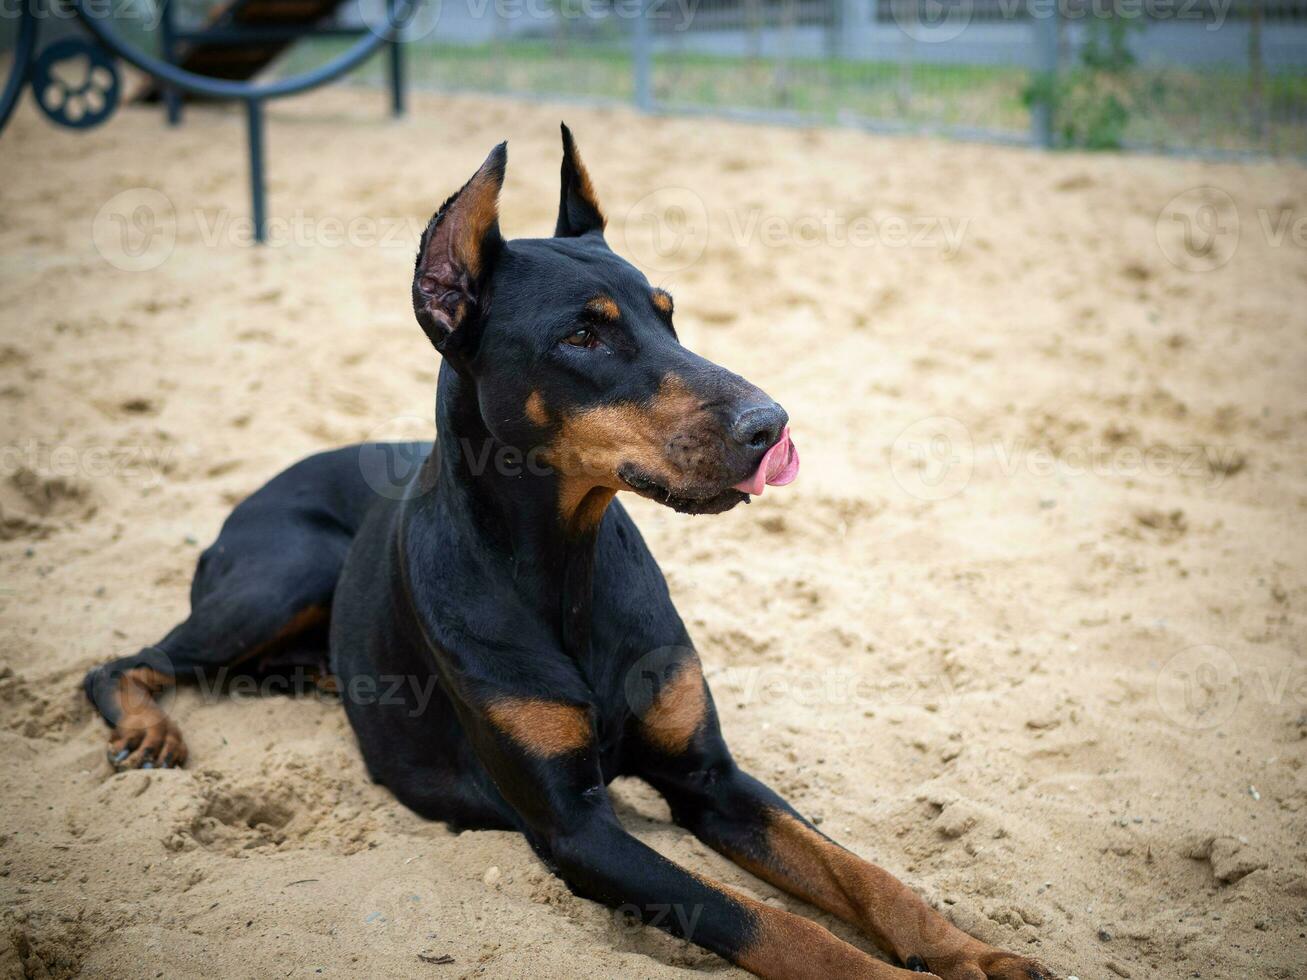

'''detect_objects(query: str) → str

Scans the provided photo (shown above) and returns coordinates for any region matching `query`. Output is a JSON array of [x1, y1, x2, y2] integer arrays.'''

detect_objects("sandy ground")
[[1, 86, 1305, 980]]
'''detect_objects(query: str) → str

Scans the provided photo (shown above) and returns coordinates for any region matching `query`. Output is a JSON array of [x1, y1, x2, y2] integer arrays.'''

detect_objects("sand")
[[1, 86, 1305, 980]]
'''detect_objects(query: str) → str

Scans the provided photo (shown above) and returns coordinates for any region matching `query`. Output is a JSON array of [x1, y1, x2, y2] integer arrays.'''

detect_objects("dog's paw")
[[108, 718, 187, 770], [975, 950, 1055, 980], [915, 949, 1055, 980], [983, 951, 1056, 980]]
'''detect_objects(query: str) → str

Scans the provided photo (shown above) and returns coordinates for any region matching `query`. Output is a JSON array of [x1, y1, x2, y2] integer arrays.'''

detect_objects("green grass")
[[1114, 66, 1307, 156], [279, 38, 1032, 133], [274, 38, 1305, 155]]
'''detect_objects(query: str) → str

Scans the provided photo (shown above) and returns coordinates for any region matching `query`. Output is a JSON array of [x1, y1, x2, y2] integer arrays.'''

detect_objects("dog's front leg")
[[464, 695, 933, 980], [547, 807, 935, 980], [656, 769, 1054, 980], [632, 657, 1056, 980]]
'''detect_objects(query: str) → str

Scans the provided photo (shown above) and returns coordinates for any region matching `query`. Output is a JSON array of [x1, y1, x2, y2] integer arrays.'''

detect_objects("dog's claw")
[[106, 719, 189, 771], [921, 949, 1055, 980], [976, 951, 1056, 980]]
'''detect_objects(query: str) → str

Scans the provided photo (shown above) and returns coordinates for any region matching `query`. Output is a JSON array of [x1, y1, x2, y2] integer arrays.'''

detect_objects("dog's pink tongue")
[[733, 427, 800, 496]]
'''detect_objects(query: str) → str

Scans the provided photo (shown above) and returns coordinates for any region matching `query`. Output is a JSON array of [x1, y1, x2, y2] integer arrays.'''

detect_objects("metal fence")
[[7, 0, 1305, 156], [277, 0, 1307, 156]]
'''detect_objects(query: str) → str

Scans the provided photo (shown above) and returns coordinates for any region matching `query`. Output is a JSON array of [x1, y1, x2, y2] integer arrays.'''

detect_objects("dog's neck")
[[424, 366, 611, 658]]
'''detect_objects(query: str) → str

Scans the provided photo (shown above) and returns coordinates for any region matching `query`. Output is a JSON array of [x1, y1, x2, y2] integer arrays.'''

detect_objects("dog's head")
[[412, 126, 797, 522]]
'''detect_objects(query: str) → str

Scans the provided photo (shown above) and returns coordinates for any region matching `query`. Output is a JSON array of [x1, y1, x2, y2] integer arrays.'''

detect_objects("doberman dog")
[[85, 127, 1054, 980]]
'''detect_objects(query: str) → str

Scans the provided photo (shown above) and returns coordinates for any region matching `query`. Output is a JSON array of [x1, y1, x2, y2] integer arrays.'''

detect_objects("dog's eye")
[[561, 328, 600, 349]]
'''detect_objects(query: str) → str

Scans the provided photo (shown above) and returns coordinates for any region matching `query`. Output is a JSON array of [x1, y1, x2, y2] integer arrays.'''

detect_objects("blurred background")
[[3, 0, 1305, 156], [1, 2, 1305, 979]]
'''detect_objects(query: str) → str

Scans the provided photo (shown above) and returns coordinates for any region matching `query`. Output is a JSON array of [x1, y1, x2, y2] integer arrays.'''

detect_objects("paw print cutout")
[[32, 37, 120, 130]]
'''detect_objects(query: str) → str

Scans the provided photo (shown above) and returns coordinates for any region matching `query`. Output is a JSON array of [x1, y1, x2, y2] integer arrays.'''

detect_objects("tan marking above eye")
[[585, 295, 621, 321], [485, 696, 592, 757], [651, 289, 674, 316], [640, 657, 707, 754]]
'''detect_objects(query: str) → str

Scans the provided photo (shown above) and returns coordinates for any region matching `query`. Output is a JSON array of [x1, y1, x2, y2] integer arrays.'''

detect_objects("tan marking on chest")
[[640, 657, 707, 754], [485, 697, 592, 757], [525, 390, 549, 426]]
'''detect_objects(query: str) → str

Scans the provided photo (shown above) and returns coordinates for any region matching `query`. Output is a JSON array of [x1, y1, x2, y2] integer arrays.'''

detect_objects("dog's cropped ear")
[[413, 142, 507, 354], [554, 123, 606, 238]]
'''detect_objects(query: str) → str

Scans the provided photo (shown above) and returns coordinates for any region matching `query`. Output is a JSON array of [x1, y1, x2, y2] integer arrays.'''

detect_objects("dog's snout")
[[729, 402, 788, 451]]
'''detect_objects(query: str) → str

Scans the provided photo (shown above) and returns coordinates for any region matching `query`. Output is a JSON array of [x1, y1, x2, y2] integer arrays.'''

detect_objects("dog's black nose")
[[729, 402, 788, 450]]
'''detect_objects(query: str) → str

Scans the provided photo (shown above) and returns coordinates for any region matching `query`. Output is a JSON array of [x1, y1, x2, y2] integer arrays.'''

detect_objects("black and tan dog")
[[85, 128, 1053, 980]]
